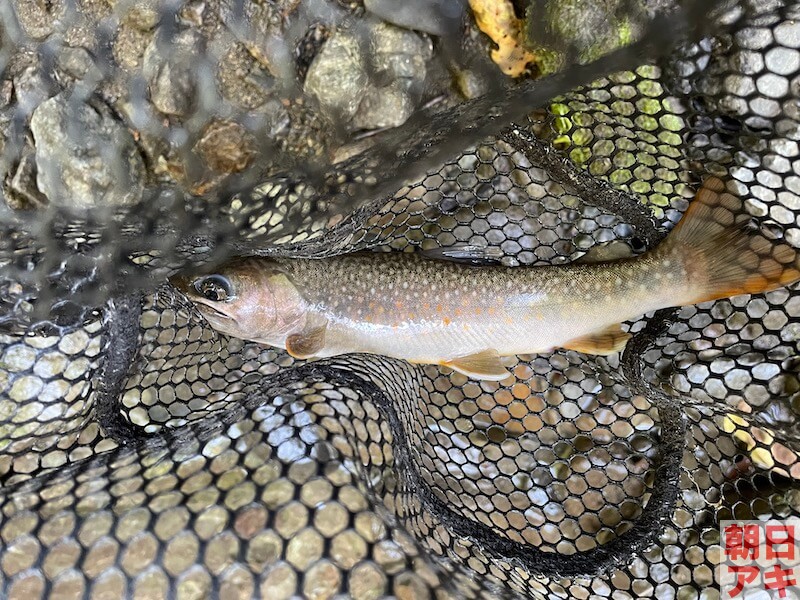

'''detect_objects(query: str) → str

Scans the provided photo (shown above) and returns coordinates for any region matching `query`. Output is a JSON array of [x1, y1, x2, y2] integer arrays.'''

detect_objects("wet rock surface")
[[12, 0, 67, 40], [0, 0, 490, 209], [194, 120, 257, 175], [143, 29, 204, 117], [304, 29, 368, 121], [305, 21, 433, 130], [30, 94, 145, 208], [3, 150, 48, 211]]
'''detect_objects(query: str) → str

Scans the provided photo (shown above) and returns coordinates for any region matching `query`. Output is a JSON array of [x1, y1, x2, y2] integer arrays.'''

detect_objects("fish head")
[[169, 257, 305, 343]]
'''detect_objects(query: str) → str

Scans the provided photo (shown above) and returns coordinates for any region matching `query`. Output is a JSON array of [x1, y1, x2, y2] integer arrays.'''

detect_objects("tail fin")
[[659, 176, 800, 303]]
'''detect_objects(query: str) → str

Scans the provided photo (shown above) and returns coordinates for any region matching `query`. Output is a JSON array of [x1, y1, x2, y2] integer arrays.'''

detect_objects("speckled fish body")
[[171, 178, 800, 380], [268, 252, 685, 360]]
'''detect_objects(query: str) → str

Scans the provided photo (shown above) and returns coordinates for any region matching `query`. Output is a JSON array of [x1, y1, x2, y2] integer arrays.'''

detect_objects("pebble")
[[305, 21, 432, 130], [352, 85, 415, 130], [371, 22, 432, 84], [3, 150, 48, 210], [12, 0, 66, 40], [194, 120, 256, 174], [143, 29, 202, 117], [30, 93, 145, 208], [9, 55, 52, 115], [304, 30, 367, 121]]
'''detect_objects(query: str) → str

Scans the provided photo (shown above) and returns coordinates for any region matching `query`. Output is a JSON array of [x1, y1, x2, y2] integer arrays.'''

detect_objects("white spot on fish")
[[505, 291, 546, 306]]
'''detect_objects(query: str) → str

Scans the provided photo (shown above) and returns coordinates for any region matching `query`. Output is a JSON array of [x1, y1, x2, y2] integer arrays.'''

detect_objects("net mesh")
[[0, 0, 798, 598]]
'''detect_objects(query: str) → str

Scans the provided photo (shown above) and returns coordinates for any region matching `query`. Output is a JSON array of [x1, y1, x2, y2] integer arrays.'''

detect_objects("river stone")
[[352, 84, 415, 130], [12, 0, 67, 40], [10, 56, 52, 115], [304, 30, 367, 121], [30, 94, 145, 208], [352, 22, 432, 129], [306, 22, 432, 130], [363, 0, 465, 36], [142, 29, 202, 117], [371, 22, 432, 86], [4, 150, 48, 210]]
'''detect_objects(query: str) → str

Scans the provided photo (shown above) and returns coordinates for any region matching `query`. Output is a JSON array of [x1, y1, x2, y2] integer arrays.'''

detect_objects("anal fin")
[[285, 322, 327, 359], [561, 324, 631, 355], [441, 349, 511, 381]]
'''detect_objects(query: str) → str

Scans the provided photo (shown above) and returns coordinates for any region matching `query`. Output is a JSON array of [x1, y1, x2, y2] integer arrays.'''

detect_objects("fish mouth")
[[194, 302, 233, 323]]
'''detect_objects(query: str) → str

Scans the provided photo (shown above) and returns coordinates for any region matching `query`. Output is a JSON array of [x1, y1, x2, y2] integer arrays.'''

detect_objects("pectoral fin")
[[561, 324, 631, 355], [441, 349, 511, 381], [285, 323, 327, 359]]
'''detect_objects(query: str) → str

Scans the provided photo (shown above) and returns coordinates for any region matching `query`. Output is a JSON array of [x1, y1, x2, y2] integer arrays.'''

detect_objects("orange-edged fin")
[[562, 324, 631, 355], [441, 349, 512, 381], [285, 323, 327, 359], [660, 176, 800, 303]]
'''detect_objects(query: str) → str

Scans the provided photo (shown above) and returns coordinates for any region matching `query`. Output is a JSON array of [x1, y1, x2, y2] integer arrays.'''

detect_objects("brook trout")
[[171, 178, 800, 380]]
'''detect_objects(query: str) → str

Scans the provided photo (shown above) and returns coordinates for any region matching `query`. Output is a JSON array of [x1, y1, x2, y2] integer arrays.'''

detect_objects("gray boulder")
[[30, 94, 145, 209]]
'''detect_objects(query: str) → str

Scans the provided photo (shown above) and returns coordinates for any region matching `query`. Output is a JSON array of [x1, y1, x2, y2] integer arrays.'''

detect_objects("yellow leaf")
[[469, 0, 537, 77]]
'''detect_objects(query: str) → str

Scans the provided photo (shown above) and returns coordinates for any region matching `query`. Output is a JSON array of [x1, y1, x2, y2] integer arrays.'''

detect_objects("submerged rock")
[[305, 21, 433, 130], [143, 29, 203, 117], [304, 30, 367, 121], [4, 150, 48, 211], [352, 84, 414, 130], [12, 0, 67, 40], [194, 120, 256, 175], [30, 94, 145, 209], [371, 21, 432, 83]]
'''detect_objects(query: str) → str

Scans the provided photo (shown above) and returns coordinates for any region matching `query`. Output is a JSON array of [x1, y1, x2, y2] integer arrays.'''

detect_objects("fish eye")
[[195, 275, 234, 302]]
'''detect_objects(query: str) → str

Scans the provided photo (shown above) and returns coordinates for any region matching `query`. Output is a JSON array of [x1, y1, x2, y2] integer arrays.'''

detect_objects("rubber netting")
[[0, 0, 798, 598]]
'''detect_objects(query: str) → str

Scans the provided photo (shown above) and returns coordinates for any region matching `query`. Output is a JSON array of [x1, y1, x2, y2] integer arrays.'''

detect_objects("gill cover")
[[170, 258, 307, 345]]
